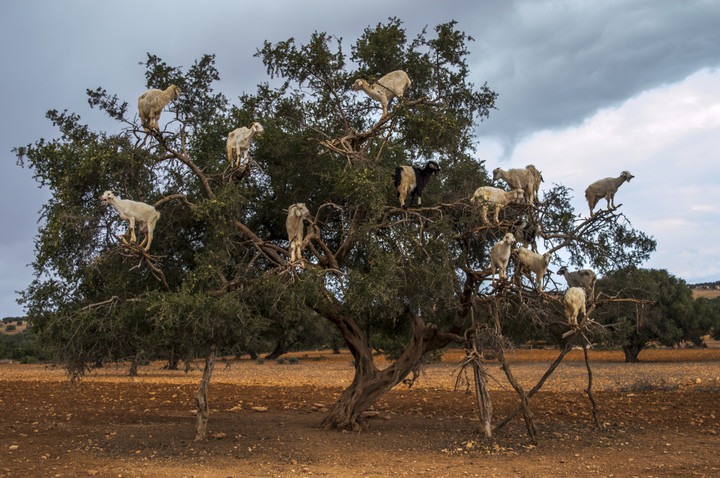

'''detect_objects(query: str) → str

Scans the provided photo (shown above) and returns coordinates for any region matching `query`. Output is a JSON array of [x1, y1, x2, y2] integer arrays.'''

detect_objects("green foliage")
[[595, 267, 714, 361], [709, 297, 720, 340], [0, 328, 53, 362]]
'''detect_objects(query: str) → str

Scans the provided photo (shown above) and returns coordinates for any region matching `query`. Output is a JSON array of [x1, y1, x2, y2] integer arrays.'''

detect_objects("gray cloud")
[[471, 0, 720, 154]]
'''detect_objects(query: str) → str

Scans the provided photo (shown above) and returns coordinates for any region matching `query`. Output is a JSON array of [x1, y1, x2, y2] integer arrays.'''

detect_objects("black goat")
[[512, 217, 540, 251], [392, 161, 440, 209]]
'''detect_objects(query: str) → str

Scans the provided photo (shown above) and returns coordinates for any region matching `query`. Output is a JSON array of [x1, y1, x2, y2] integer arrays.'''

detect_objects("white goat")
[[526, 165, 544, 202], [492, 166, 539, 204], [516, 247, 552, 292], [227, 122, 264, 168], [286, 203, 311, 263], [470, 186, 524, 223], [585, 170, 634, 216], [557, 266, 597, 299], [100, 191, 160, 251], [352, 70, 411, 117], [490, 233, 516, 285], [564, 287, 587, 326], [138, 84, 181, 132]]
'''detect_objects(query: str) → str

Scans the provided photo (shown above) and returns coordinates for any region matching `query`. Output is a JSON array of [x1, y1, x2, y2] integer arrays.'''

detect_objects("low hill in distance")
[[689, 280, 720, 299]]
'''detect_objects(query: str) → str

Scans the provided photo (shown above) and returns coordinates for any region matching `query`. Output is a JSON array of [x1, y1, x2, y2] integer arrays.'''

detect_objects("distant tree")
[[703, 297, 720, 341], [596, 267, 714, 362]]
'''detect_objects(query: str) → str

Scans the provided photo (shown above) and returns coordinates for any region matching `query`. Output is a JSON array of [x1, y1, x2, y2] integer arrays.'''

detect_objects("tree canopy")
[[595, 267, 716, 362], [16, 18, 658, 437]]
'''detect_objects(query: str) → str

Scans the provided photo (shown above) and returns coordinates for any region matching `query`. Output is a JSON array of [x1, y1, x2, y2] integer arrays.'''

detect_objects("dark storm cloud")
[[470, 0, 720, 154]]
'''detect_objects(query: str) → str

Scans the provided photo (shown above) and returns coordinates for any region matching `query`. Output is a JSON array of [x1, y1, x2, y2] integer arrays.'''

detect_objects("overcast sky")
[[2, 0, 719, 317]]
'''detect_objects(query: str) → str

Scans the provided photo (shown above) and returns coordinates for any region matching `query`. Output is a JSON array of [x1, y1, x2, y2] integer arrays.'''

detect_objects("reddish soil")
[[2, 348, 720, 477]]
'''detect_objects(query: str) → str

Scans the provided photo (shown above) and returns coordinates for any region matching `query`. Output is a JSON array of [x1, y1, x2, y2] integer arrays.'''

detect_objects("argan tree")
[[17, 17, 655, 438], [595, 267, 715, 362]]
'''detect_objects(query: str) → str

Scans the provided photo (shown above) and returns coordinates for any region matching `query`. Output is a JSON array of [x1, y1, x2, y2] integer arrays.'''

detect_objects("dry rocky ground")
[[2, 347, 720, 477]]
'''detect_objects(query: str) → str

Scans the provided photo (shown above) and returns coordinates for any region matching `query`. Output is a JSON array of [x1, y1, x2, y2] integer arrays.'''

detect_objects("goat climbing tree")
[[17, 17, 656, 439]]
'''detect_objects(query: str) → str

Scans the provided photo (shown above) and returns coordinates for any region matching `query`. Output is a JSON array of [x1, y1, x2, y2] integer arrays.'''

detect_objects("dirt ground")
[[2, 348, 720, 477]]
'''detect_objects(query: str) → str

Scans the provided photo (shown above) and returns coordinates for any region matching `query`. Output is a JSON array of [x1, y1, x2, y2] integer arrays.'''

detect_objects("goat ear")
[[111, 190, 120, 195]]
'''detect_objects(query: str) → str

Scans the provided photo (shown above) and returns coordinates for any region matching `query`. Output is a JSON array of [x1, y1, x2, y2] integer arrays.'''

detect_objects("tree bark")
[[472, 355, 493, 437], [164, 351, 179, 370], [314, 303, 460, 430], [194, 345, 217, 440], [265, 339, 288, 360], [622, 343, 643, 363], [495, 344, 537, 443], [128, 354, 139, 377], [583, 344, 600, 428], [494, 341, 574, 433]]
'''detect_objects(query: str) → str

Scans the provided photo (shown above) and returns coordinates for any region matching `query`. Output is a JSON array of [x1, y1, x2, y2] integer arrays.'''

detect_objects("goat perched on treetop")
[[286, 203, 312, 264], [392, 161, 440, 209], [492, 165, 542, 204], [564, 287, 587, 326], [490, 232, 516, 286], [100, 190, 161, 251], [515, 247, 552, 292], [557, 266, 597, 299], [470, 186, 524, 223], [138, 84, 181, 132], [227, 122, 264, 168], [352, 70, 411, 117], [585, 170, 634, 216]]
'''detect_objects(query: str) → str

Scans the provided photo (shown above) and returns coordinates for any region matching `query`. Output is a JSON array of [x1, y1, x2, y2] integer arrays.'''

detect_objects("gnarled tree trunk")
[[194, 345, 217, 440], [315, 304, 460, 430], [622, 343, 643, 363]]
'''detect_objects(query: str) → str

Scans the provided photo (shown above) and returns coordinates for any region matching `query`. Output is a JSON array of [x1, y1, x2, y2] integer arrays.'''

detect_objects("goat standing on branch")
[[286, 203, 312, 263], [493, 165, 541, 204], [557, 266, 596, 299], [352, 70, 411, 117], [100, 190, 160, 251], [585, 170, 634, 216], [564, 287, 587, 326], [516, 247, 552, 292], [512, 217, 540, 251], [470, 186, 524, 223], [393, 161, 440, 209], [227, 122, 264, 168], [490, 232, 516, 286], [138, 84, 181, 132]]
